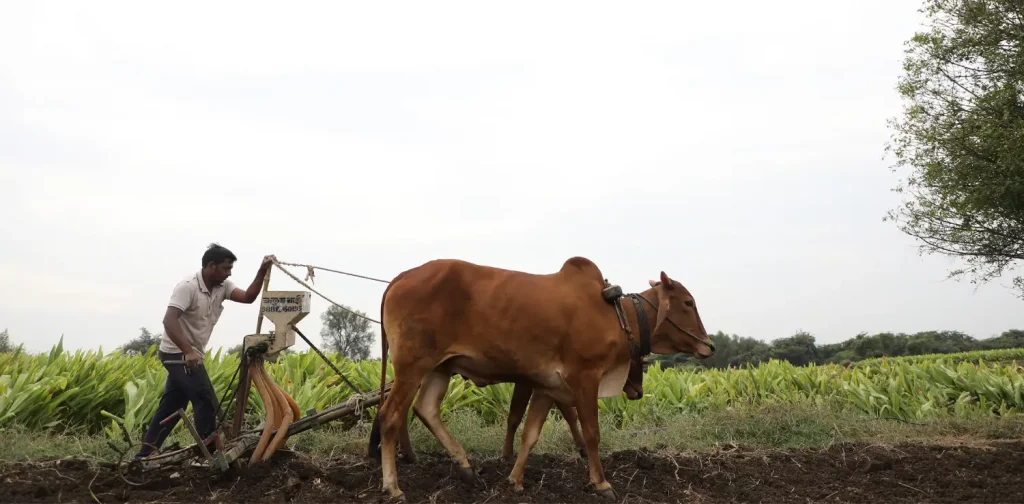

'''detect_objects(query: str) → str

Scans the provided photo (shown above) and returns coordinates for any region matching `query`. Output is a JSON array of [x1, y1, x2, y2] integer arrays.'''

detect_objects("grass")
[[7, 403, 1024, 465]]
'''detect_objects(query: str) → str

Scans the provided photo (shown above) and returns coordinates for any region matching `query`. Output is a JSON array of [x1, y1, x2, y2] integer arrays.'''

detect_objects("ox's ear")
[[660, 271, 674, 289]]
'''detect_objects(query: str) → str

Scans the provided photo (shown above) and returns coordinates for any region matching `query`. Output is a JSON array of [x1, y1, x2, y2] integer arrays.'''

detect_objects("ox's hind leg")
[[503, 382, 533, 462], [379, 367, 430, 501], [413, 370, 474, 482], [507, 390, 554, 492]]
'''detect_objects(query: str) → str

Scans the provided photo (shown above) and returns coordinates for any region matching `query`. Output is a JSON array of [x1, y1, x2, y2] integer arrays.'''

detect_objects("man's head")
[[201, 243, 237, 286]]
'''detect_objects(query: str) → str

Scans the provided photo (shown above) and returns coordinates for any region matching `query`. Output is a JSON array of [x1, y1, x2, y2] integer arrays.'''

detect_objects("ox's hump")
[[560, 256, 604, 280], [561, 256, 598, 271]]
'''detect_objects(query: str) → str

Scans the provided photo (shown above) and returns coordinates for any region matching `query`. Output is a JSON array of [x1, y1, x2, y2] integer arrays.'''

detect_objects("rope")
[[276, 261, 391, 284], [270, 260, 382, 324], [344, 391, 376, 411], [291, 325, 363, 395]]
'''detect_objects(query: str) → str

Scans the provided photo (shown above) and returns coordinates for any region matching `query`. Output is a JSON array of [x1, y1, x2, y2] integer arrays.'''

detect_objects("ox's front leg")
[[573, 375, 614, 500]]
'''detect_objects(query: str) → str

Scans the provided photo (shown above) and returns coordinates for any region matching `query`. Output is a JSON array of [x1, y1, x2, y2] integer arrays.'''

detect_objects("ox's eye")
[[684, 300, 695, 308]]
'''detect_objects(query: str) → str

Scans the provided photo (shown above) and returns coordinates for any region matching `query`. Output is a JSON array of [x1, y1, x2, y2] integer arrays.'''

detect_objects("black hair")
[[202, 243, 237, 268]]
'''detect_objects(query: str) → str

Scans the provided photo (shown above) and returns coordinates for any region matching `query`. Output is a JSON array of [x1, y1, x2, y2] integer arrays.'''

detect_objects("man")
[[134, 243, 275, 460]]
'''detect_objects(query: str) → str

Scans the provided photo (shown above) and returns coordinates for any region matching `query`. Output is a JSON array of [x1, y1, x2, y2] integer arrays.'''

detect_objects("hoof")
[[456, 465, 476, 483], [502, 453, 516, 463], [507, 476, 524, 492], [383, 491, 406, 503], [401, 452, 417, 464], [590, 482, 615, 501]]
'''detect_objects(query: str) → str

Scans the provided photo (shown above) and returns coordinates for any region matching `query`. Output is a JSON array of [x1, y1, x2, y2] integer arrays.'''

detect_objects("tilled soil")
[[2, 440, 1023, 503]]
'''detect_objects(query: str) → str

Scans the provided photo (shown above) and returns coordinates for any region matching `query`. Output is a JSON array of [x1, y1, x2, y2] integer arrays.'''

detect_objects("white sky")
[[2, 1, 1021, 358]]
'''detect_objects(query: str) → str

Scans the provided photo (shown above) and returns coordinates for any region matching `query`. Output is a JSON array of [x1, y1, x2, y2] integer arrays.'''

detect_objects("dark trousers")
[[135, 350, 221, 459]]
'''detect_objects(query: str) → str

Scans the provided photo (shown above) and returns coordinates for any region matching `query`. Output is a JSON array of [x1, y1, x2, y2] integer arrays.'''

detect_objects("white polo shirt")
[[159, 271, 238, 355]]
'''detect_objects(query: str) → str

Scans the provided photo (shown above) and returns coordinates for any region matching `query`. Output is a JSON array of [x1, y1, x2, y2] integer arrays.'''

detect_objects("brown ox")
[[370, 256, 714, 501]]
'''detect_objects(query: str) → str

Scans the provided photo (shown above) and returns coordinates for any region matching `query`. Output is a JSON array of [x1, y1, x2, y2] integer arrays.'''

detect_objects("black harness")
[[619, 294, 652, 360], [603, 281, 652, 361]]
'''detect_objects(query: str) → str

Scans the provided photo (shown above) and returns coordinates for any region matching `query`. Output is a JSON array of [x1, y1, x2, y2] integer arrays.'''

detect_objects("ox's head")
[[647, 271, 715, 359]]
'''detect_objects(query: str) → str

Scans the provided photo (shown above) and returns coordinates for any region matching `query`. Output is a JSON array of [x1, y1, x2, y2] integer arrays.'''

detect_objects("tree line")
[[653, 328, 1024, 369]]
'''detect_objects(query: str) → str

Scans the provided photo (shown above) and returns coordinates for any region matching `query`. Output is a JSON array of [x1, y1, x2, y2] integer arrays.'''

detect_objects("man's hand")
[[261, 254, 277, 271], [185, 348, 203, 369], [231, 254, 278, 304]]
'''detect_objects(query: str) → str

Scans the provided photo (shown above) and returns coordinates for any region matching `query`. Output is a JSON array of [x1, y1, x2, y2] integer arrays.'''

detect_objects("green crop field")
[[3, 339, 1024, 448], [6, 341, 1024, 503]]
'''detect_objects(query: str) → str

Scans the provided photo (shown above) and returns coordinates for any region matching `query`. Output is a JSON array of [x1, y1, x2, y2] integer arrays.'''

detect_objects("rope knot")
[[345, 393, 366, 411]]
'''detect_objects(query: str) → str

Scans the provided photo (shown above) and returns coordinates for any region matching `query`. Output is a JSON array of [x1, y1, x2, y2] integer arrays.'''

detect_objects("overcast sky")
[[2, 1, 1021, 358]]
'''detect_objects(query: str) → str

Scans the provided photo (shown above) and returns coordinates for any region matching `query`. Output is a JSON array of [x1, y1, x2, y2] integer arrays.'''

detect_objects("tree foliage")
[[0, 328, 13, 353], [120, 327, 161, 356], [654, 328, 1024, 369], [320, 304, 375, 360], [886, 0, 1024, 297]]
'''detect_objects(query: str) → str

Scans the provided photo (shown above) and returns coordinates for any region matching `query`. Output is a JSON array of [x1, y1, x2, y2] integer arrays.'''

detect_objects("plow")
[[128, 259, 391, 474]]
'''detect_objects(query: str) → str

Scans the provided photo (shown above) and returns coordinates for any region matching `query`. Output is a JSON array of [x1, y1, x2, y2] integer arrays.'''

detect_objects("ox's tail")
[[367, 275, 397, 459]]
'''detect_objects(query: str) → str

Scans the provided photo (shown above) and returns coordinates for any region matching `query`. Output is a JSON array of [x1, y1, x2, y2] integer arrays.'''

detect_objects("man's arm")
[[162, 306, 192, 352], [164, 280, 201, 366], [229, 254, 276, 304]]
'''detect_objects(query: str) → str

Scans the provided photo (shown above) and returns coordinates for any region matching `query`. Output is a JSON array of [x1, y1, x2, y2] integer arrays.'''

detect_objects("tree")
[[652, 331, 773, 369], [769, 331, 818, 366], [886, 0, 1024, 298], [320, 304, 375, 360], [121, 327, 162, 356], [981, 328, 1024, 348], [0, 328, 13, 353]]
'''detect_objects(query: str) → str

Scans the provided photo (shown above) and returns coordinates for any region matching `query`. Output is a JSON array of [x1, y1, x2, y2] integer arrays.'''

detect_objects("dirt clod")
[[2, 440, 1023, 503]]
